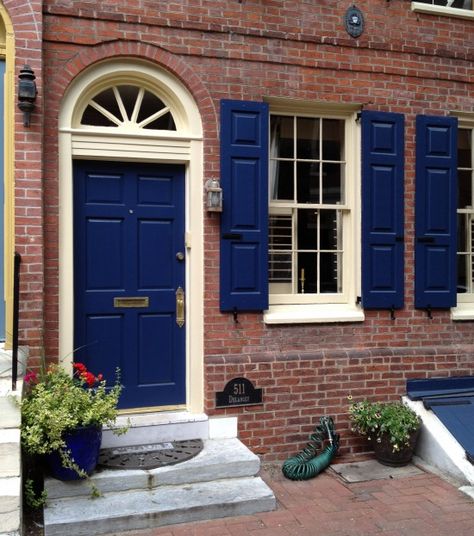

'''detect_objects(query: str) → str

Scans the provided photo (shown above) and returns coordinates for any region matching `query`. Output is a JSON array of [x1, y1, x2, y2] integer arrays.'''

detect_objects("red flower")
[[24, 372, 38, 384], [73, 362, 87, 373], [97, 374, 103, 381], [81, 371, 97, 387]]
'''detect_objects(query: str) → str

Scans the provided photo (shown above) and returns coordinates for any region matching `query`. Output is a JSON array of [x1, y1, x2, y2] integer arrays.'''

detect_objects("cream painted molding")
[[59, 59, 204, 413]]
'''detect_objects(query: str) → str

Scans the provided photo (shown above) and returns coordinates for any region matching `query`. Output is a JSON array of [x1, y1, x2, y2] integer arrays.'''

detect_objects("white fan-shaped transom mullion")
[[89, 100, 122, 126], [131, 88, 145, 124], [113, 86, 129, 123], [138, 106, 170, 129]]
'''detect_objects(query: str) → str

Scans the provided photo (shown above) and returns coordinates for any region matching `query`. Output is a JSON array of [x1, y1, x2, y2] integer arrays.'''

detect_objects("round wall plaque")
[[344, 6, 364, 38]]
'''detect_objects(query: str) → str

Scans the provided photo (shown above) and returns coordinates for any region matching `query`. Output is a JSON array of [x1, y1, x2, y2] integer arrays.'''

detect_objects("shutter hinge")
[[233, 307, 239, 324], [356, 296, 362, 305], [426, 306, 433, 320], [356, 112, 362, 123], [390, 306, 395, 321]]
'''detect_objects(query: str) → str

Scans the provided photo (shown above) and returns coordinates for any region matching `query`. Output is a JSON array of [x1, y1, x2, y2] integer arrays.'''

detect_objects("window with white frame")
[[268, 112, 357, 307], [412, 0, 474, 16], [457, 125, 474, 300], [416, 0, 472, 8]]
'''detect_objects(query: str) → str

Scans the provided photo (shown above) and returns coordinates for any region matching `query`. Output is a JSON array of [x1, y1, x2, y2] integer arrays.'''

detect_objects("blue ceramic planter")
[[46, 425, 102, 480]]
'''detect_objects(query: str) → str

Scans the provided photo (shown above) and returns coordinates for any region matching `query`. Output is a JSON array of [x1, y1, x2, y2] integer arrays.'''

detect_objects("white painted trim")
[[59, 59, 204, 413], [208, 417, 238, 439], [412, 2, 474, 20], [61, 60, 202, 137], [404, 397, 474, 485], [451, 302, 474, 320], [267, 108, 361, 312], [264, 303, 364, 324]]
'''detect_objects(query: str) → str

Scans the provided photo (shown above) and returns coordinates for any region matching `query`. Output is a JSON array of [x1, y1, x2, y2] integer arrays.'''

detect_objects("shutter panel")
[[362, 110, 405, 309], [220, 100, 269, 312], [415, 115, 458, 309]]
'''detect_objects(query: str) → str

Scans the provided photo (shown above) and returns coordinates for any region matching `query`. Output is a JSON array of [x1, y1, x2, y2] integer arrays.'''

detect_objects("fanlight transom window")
[[80, 84, 177, 131]]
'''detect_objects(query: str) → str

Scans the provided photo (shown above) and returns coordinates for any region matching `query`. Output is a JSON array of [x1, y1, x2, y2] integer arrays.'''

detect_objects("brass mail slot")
[[113, 297, 149, 308]]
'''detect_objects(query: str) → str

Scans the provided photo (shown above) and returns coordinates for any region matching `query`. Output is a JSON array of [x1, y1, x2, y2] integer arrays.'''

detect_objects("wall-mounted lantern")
[[205, 178, 223, 212], [18, 65, 37, 127]]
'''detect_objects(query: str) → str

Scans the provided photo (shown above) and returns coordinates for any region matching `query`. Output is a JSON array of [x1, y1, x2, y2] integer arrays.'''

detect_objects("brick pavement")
[[104, 463, 474, 536]]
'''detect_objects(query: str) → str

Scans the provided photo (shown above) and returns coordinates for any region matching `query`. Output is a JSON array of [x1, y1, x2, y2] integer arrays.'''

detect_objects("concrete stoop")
[[43, 437, 276, 536], [0, 348, 27, 536]]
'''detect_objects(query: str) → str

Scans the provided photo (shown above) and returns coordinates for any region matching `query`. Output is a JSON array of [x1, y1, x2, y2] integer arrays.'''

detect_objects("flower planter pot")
[[373, 428, 420, 467], [46, 425, 102, 480]]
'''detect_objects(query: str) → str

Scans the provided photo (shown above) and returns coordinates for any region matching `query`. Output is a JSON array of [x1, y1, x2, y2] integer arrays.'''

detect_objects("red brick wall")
[[5, 1, 44, 364], [41, 1, 474, 458]]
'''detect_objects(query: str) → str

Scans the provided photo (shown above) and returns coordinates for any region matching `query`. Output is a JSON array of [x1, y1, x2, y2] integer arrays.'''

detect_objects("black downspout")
[[12, 252, 21, 391]]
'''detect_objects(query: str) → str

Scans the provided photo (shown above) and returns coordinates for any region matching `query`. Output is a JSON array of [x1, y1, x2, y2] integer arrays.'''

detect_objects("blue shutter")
[[220, 100, 269, 312], [362, 110, 405, 309], [415, 115, 458, 309]]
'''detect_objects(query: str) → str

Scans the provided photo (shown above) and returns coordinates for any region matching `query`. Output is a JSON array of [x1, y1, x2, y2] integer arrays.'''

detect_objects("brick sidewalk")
[[105, 463, 474, 536]]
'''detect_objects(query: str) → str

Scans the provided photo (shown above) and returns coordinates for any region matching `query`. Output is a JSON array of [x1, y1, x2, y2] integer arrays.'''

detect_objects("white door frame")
[[58, 59, 204, 413]]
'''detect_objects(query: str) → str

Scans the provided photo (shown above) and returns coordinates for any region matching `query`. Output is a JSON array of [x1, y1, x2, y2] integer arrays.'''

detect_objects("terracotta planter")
[[45, 425, 102, 480], [373, 428, 420, 467]]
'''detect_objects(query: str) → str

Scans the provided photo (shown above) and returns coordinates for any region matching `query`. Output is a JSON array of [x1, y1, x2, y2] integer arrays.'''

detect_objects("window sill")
[[412, 3, 474, 20], [264, 303, 365, 324], [451, 303, 474, 321]]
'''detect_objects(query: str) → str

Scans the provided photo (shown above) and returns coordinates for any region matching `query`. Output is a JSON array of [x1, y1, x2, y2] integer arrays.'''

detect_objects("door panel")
[[74, 161, 185, 409]]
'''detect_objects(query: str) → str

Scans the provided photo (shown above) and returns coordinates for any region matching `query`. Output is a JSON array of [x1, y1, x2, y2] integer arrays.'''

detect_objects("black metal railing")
[[12, 252, 21, 391]]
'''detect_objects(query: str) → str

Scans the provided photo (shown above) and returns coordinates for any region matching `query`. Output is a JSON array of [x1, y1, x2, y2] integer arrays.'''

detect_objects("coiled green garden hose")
[[282, 416, 339, 480]]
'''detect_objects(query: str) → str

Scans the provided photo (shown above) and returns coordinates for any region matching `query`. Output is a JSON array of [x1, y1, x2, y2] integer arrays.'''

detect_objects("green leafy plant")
[[24, 477, 47, 510], [21, 362, 124, 460], [348, 399, 421, 452]]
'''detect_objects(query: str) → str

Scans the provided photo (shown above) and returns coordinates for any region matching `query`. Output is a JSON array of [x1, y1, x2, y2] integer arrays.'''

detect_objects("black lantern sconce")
[[18, 65, 37, 127], [205, 178, 223, 212]]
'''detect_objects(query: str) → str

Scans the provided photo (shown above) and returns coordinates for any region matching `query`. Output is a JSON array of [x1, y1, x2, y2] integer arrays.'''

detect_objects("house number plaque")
[[215, 377, 263, 408]]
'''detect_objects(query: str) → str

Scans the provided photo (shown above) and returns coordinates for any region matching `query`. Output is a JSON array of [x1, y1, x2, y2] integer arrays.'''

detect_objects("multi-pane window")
[[269, 115, 348, 302], [415, 0, 472, 10], [457, 127, 474, 297]]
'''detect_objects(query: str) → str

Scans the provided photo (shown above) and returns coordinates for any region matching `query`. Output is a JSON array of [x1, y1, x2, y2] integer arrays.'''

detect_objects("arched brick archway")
[[54, 51, 208, 412]]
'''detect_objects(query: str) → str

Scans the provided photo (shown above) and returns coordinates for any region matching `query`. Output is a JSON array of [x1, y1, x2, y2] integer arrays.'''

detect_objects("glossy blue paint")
[[407, 376, 474, 400], [406, 376, 474, 463], [74, 161, 186, 409], [415, 115, 458, 309], [361, 110, 405, 309], [427, 398, 474, 462], [46, 425, 102, 480], [220, 100, 269, 312]]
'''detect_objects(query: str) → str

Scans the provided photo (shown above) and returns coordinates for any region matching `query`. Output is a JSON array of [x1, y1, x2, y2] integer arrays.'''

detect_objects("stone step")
[[102, 411, 209, 448], [0, 346, 27, 378], [44, 476, 276, 536], [0, 429, 21, 478], [0, 476, 21, 535], [45, 437, 260, 499], [0, 378, 22, 429]]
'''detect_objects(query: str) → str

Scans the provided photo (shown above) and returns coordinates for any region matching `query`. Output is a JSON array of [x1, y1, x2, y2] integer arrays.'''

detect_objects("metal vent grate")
[[98, 439, 203, 470]]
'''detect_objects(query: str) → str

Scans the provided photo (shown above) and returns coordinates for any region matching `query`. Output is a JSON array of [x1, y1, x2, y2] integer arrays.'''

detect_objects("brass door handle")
[[176, 287, 185, 327]]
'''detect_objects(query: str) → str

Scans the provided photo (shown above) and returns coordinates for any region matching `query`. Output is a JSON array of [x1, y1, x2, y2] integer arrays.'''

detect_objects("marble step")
[[44, 476, 276, 536], [0, 429, 20, 478], [45, 437, 260, 499], [102, 410, 209, 448], [0, 476, 21, 535]]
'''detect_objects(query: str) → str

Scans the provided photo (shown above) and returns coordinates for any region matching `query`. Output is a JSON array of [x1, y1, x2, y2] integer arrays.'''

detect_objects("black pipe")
[[12, 252, 21, 391]]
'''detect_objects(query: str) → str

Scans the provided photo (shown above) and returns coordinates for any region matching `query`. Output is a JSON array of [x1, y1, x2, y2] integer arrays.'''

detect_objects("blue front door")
[[73, 161, 186, 409]]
